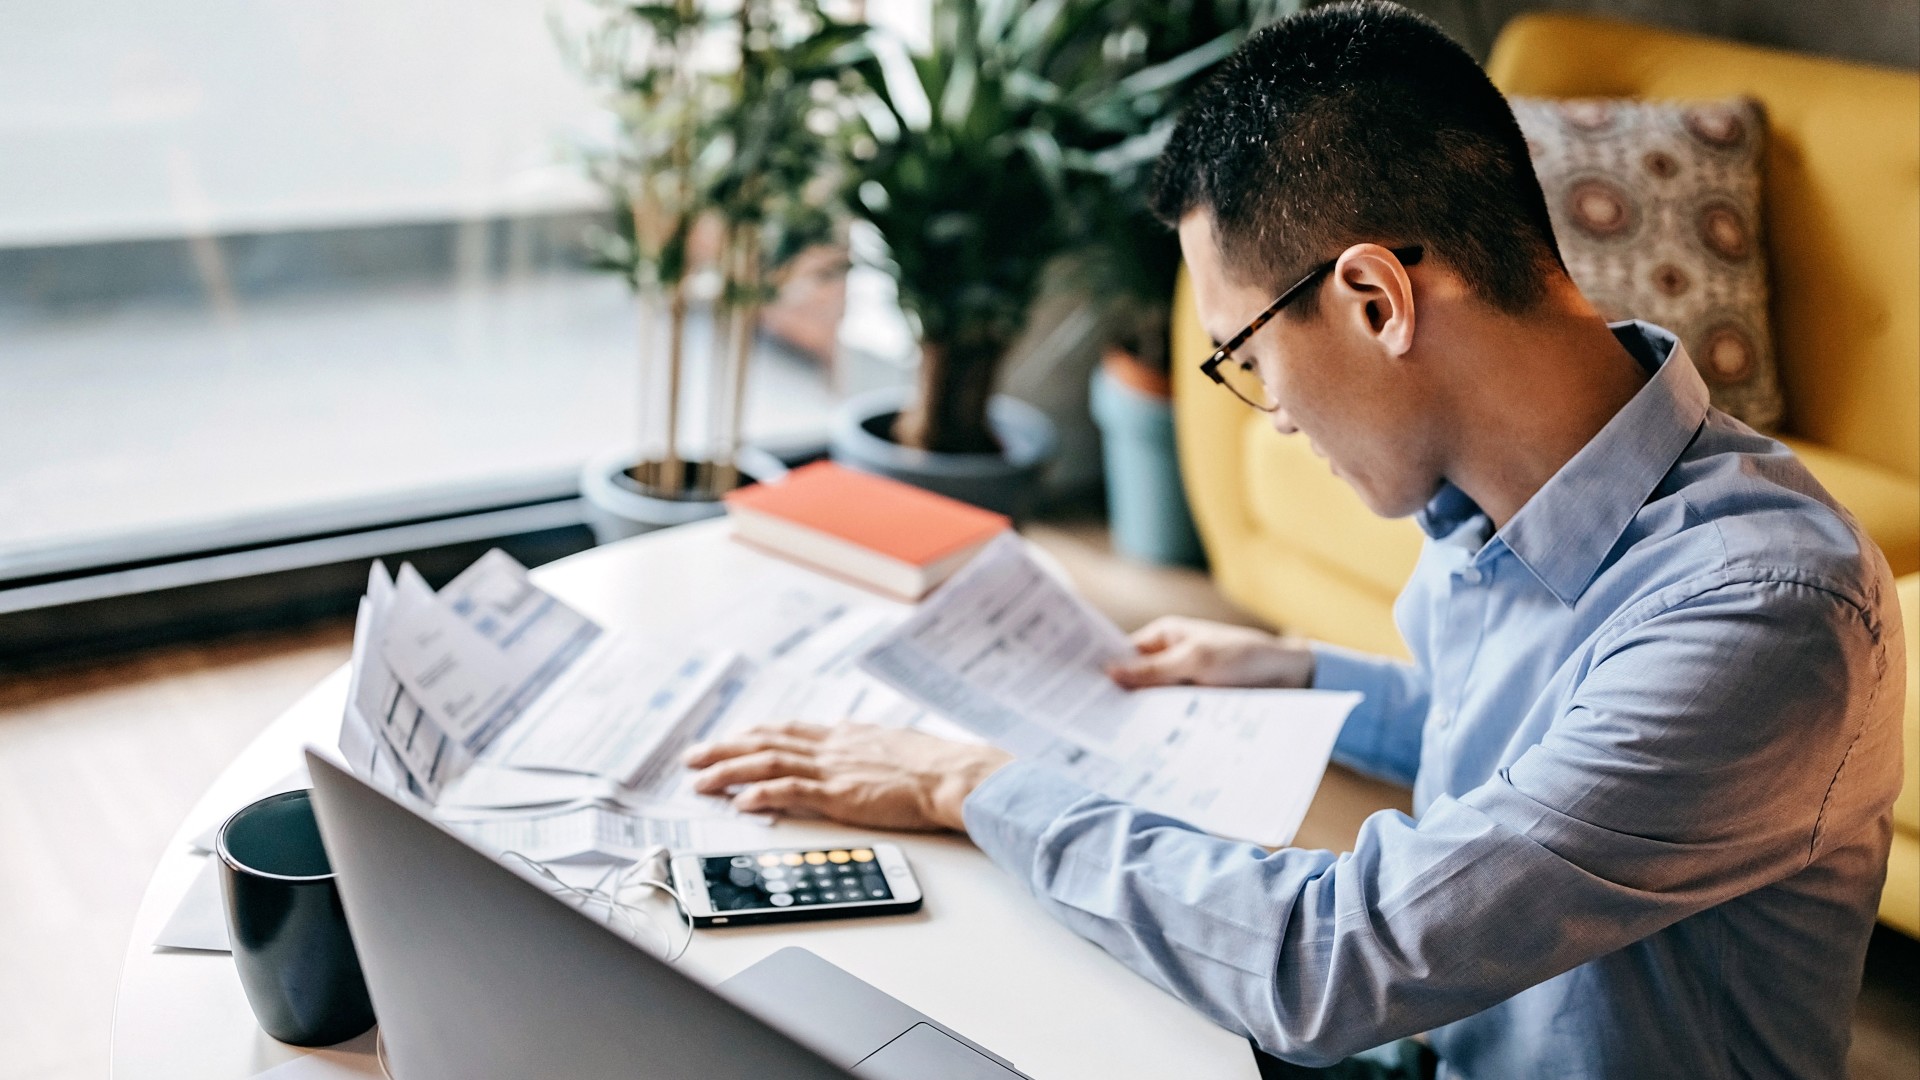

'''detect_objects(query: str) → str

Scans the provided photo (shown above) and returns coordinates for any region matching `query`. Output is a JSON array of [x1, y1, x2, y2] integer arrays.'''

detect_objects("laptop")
[[305, 750, 1031, 1079]]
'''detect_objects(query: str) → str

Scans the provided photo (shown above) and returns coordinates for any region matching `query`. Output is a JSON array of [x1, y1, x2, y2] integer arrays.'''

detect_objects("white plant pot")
[[578, 453, 732, 545]]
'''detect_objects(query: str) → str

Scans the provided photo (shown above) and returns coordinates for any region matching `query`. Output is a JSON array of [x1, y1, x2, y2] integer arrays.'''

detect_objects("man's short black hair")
[[1151, 1, 1563, 318]]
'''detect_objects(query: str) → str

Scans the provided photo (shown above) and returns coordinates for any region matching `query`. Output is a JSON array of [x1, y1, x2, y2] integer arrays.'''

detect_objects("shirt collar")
[[1416, 321, 1711, 607]]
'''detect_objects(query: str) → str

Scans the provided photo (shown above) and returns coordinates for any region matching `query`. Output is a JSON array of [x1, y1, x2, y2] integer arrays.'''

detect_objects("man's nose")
[[1269, 407, 1299, 435]]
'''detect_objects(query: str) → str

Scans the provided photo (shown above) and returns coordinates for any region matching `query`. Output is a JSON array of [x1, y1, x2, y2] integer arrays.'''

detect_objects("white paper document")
[[154, 857, 230, 953], [382, 560, 599, 751], [724, 607, 984, 744], [481, 642, 732, 784], [342, 567, 466, 799], [681, 584, 864, 668], [859, 536, 1359, 845], [611, 654, 768, 819], [436, 763, 616, 810], [440, 803, 770, 864], [459, 651, 779, 840]]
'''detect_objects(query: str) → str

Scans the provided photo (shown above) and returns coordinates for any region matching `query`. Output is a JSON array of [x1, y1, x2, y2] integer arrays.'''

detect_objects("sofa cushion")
[[1231, 425, 1915, 602], [1512, 96, 1783, 430], [1489, 13, 1919, 479], [1881, 574, 1918, 936], [1240, 426, 1424, 599], [1895, 576, 1917, 835], [1783, 438, 1920, 578]]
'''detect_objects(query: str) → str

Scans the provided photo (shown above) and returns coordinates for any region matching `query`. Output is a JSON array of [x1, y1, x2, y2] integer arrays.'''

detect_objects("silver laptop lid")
[[305, 749, 854, 1080]]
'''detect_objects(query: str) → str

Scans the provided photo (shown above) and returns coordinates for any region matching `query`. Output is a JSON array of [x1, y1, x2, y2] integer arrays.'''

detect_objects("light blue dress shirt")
[[964, 323, 1905, 1078]]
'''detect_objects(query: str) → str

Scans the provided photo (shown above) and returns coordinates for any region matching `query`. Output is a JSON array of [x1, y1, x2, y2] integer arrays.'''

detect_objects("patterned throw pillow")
[[1510, 97, 1782, 431]]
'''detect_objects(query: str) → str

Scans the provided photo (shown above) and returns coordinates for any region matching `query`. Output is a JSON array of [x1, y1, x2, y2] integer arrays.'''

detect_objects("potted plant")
[[561, 0, 869, 540], [825, 0, 1103, 516], [1061, 0, 1297, 368], [828, 0, 1286, 520], [1064, 0, 1298, 563]]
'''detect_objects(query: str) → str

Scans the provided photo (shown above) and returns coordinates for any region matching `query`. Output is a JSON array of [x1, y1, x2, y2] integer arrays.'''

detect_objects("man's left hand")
[[684, 722, 1013, 832]]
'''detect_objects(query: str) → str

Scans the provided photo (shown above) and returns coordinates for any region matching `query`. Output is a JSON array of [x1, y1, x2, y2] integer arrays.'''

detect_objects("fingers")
[[1107, 648, 1194, 689], [689, 749, 822, 795], [1115, 618, 1195, 686], [1128, 617, 1186, 655], [683, 724, 829, 768], [732, 776, 830, 816], [762, 720, 832, 741]]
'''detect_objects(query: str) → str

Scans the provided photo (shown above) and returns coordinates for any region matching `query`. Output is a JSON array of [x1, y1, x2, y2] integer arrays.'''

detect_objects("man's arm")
[[1309, 643, 1428, 787], [964, 580, 1889, 1064], [1107, 617, 1431, 786]]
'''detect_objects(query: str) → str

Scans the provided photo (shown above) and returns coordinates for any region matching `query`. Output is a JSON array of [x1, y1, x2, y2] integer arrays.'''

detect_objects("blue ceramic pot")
[[1089, 365, 1204, 566]]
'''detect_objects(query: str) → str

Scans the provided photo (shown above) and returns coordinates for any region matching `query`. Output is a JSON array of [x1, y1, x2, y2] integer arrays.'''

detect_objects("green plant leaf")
[[1109, 30, 1240, 100]]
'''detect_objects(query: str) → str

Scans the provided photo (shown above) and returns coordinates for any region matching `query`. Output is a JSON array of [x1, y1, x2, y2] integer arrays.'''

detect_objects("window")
[[0, 1, 920, 656]]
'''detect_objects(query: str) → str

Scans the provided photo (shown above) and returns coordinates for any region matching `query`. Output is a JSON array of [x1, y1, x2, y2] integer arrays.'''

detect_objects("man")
[[685, 4, 1906, 1076]]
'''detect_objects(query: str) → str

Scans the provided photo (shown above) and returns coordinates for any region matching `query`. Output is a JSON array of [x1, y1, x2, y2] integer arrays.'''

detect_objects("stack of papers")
[[336, 546, 1007, 869], [859, 536, 1359, 846], [334, 537, 1358, 866], [338, 551, 875, 862]]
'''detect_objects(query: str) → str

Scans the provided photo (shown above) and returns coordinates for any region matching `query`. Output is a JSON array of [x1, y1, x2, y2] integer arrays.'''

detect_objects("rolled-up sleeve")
[[1311, 643, 1428, 787], [962, 579, 1889, 1066]]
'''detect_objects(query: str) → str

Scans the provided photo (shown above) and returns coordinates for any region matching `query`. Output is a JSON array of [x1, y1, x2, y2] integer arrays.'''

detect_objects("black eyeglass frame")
[[1199, 244, 1425, 411]]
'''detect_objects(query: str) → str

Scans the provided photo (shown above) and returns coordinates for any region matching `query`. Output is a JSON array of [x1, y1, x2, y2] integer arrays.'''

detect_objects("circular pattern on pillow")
[[1695, 198, 1753, 263], [1699, 321, 1759, 384], [1562, 100, 1618, 132], [1684, 104, 1750, 150], [1643, 150, 1682, 180], [1652, 263, 1691, 297], [1510, 96, 1781, 431], [1566, 176, 1640, 240]]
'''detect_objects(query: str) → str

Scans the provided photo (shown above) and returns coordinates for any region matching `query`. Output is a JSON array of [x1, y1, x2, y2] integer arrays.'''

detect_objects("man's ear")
[[1330, 244, 1417, 357]]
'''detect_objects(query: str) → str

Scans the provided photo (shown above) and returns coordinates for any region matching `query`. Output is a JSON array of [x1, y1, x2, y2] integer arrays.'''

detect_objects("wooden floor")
[[0, 623, 355, 1080], [0, 525, 1913, 1079]]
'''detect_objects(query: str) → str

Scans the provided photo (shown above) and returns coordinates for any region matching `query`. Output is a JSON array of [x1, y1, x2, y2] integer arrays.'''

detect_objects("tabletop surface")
[[110, 519, 1263, 1080]]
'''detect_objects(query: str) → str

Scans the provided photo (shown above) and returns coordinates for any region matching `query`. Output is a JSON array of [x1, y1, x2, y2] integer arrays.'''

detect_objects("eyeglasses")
[[1199, 245, 1425, 411]]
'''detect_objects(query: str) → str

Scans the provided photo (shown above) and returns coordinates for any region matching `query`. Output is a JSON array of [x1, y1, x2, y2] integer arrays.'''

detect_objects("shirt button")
[[1459, 565, 1483, 585]]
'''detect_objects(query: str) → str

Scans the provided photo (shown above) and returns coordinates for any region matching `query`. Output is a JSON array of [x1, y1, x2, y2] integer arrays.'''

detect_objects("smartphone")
[[670, 843, 923, 928]]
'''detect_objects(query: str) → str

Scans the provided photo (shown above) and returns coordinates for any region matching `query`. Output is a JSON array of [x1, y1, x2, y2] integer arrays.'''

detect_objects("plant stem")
[[662, 277, 687, 496], [706, 220, 737, 495], [658, 0, 698, 498], [724, 227, 762, 489], [895, 334, 1003, 454], [631, 195, 663, 491]]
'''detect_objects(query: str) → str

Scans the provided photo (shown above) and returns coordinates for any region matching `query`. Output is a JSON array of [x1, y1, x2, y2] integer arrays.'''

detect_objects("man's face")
[[1177, 211, 1438, 519]]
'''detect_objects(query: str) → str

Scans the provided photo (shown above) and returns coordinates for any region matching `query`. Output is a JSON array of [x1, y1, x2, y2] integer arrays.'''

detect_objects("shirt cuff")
[[961, 758, 1099, 877]]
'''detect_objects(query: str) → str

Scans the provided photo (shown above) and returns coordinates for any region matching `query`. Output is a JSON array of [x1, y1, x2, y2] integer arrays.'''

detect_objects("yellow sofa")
[[1171, 13, 1919, 935]]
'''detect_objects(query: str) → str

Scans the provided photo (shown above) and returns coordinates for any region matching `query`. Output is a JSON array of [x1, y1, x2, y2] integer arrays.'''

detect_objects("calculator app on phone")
[[704, 848, 893, 909], [673, 843, 923, 927]]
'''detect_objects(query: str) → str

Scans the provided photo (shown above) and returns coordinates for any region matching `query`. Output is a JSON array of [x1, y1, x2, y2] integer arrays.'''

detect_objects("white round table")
[[111, 520, 1261, 1080]]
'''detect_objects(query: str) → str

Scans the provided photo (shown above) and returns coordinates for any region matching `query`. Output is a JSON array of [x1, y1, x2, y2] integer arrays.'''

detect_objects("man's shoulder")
[[1592, 410, 1891, 630]]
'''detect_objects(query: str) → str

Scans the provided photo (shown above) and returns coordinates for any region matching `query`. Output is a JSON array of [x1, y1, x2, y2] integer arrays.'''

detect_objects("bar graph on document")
[[341, 565, 468, 799]]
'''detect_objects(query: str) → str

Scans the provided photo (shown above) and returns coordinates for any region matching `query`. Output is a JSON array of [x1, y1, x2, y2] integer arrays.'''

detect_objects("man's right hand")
[[1106, 616, 1316, 690]]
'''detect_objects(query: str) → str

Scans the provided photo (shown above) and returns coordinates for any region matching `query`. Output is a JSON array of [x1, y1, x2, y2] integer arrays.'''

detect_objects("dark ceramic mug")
[[215, 788, 377, 1046]]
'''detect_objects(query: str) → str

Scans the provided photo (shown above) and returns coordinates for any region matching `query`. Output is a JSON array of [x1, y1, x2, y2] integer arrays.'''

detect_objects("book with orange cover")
[[723, 461, 1011, 599]]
